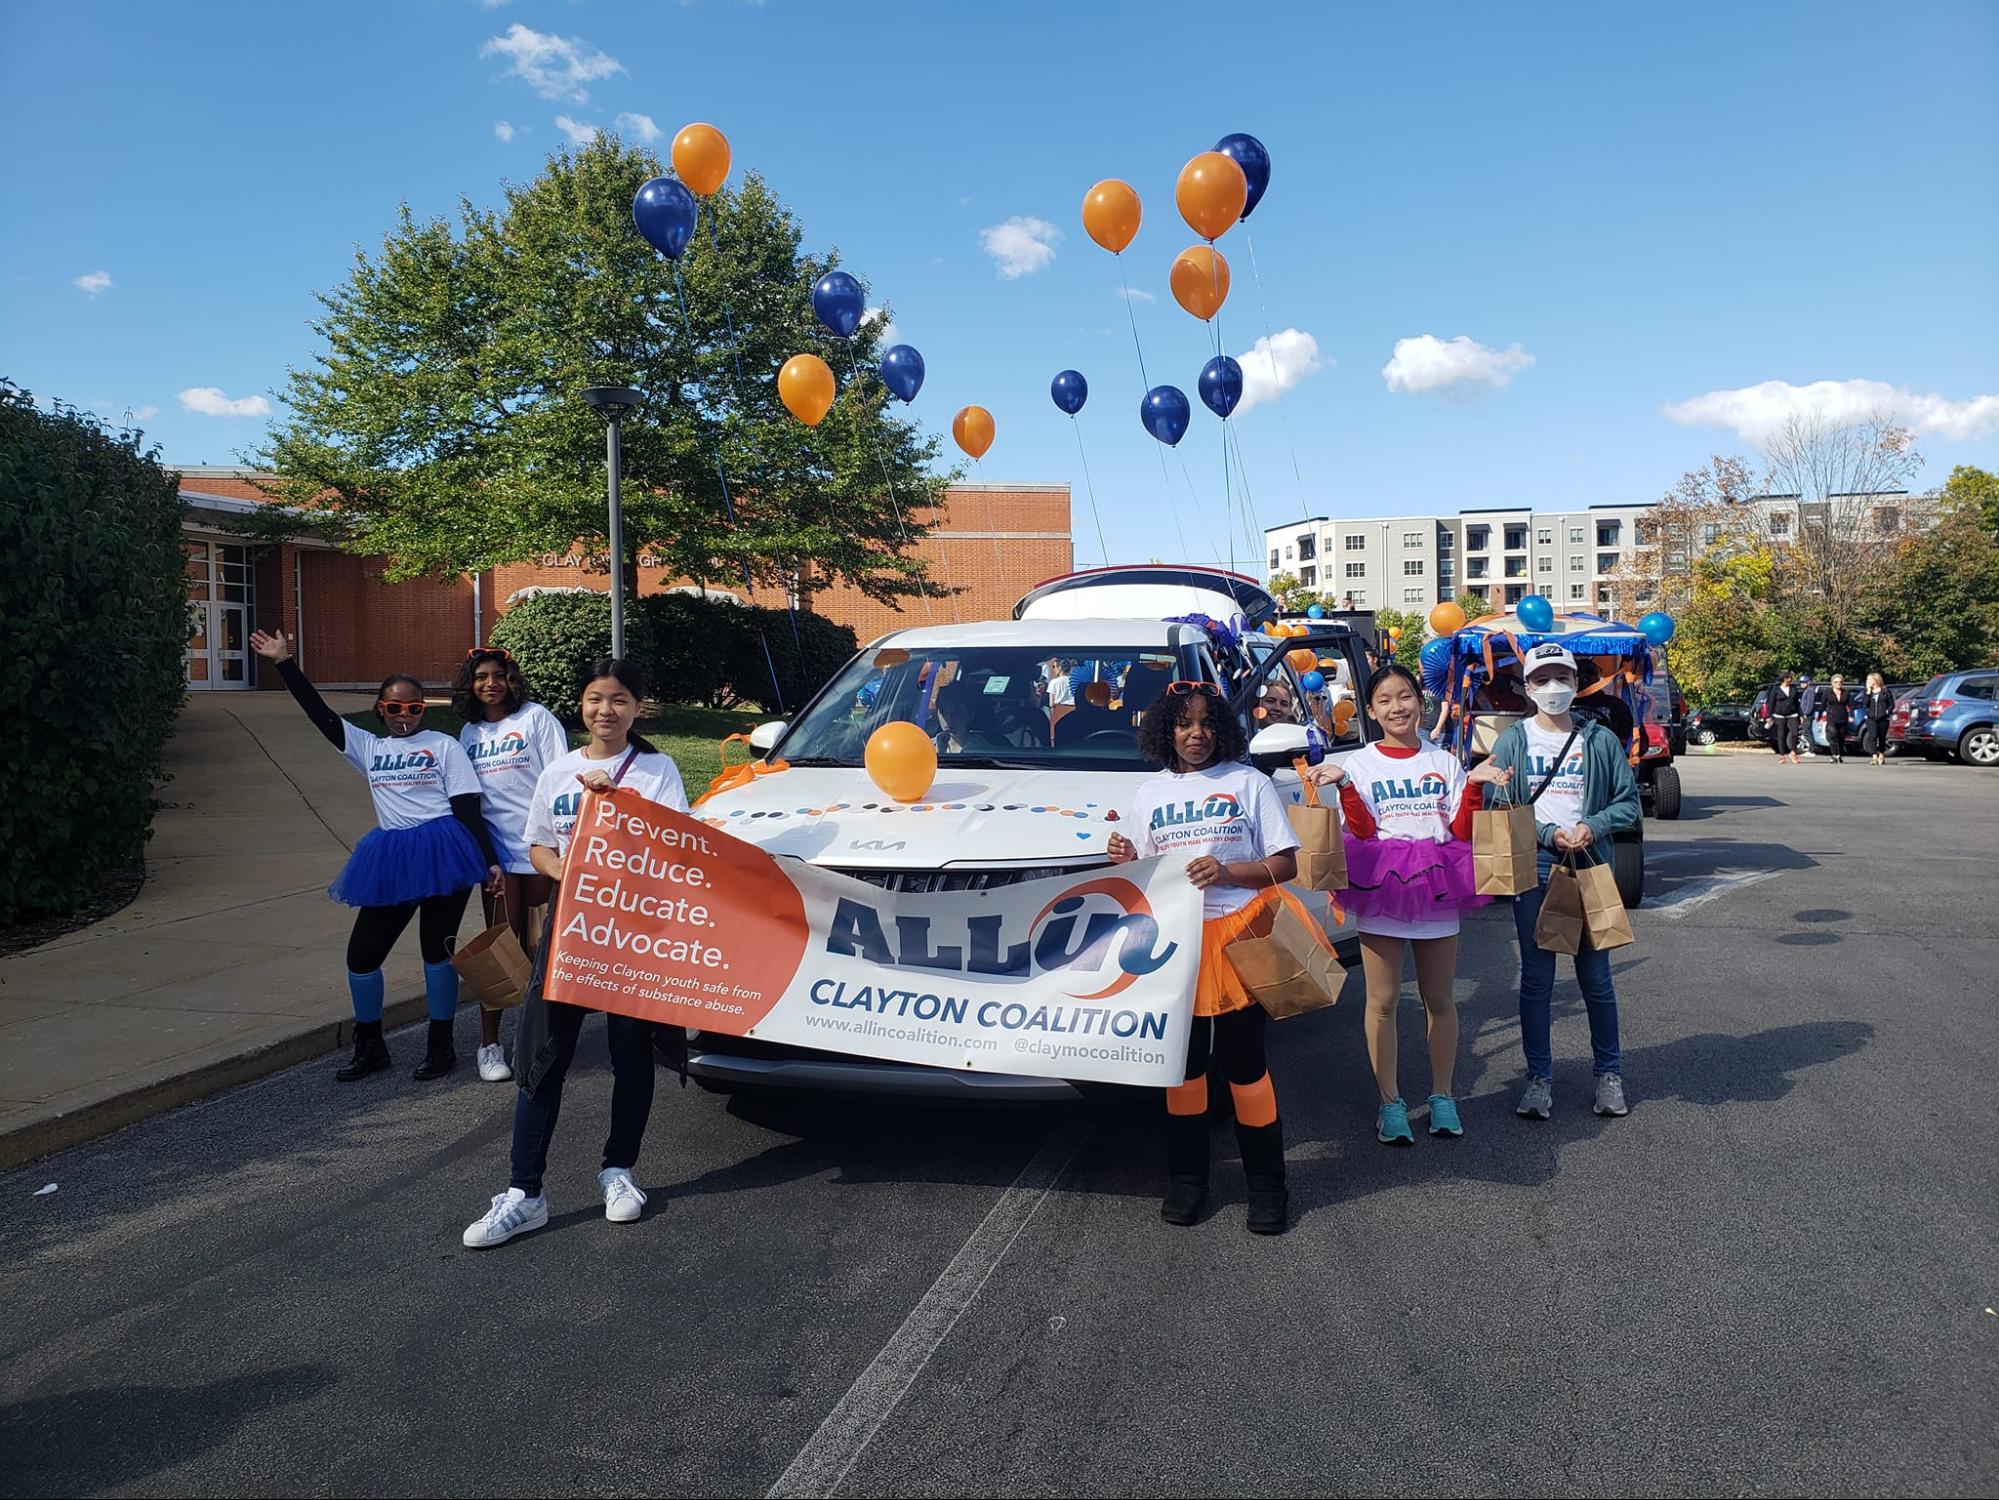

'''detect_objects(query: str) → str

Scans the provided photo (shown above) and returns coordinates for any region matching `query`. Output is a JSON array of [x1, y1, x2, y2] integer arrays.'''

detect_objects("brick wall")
[[298, 551, 475, 687]]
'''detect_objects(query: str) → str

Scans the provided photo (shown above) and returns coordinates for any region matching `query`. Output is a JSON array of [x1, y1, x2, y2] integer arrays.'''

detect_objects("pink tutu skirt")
[[1341, 835, 1490, 927]]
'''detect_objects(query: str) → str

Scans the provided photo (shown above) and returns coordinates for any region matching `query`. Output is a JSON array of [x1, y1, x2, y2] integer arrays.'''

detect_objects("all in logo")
[[1368, 770, 1449, 814], [468, 731, 528, 766], [370, 747, 438, 775], [1147, 791, 1245, 833]]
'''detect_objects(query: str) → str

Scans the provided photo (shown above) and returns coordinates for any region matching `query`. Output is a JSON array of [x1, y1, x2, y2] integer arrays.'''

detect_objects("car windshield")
[[776, 643, 1198, 771]]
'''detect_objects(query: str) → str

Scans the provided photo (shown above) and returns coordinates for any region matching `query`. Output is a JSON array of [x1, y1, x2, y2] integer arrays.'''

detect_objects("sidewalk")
[[0, 692, 483, 1169]]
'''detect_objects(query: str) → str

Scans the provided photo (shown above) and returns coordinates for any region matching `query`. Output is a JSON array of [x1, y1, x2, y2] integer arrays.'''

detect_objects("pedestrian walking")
[[249, 630, 499, 1083], [1798, 676, 1820, 757], [463, 657, 689, 1250], [1863, 672, 1896, 764], [1768, 672, 1803, 764], [1305, 664, 1511, 1145], [1821, 673, 1853, 764], [1105, 680, 1307, 1235], [454, 647, 571, 1083], [1485, 643, 1642, 1120]]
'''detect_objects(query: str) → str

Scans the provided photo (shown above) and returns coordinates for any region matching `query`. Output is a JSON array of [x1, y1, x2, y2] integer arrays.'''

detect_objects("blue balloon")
[[879, 344, 925, 403], [1420, 636, 1452, 693], [1300, 670, 1326, 694], [1050, 369, 1089, 416], [1198, 355, 1244, 419], [1306, 603, 1324, 619], [812, 271, 866, 338], [1518, 594, 1555, 632], [1214, 133, 1271, 220], [1140, 385, 1191, 447], [1640, 611, 1677, 646], [632, 176, 698, 260]]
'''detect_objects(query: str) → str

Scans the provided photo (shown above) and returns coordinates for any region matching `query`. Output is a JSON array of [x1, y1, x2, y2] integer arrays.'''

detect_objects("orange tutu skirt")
[[1194, 884, 1337, 1017]]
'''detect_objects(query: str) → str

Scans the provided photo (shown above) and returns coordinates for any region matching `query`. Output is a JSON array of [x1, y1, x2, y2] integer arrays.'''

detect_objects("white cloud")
[[72, 270, 112, 295], [479, 0, 510, 8], [615, 112, 661, 143], [979, 216, 1061, 280], [1382, 334, 1535, 394], [1236, 329, 1327, 414], [179, 387, 270, 418], [130, 404, 159, 420], [493, 120, 515, 142], [1114, 285, 1156, 304], [861, 306, 899, 346], [554, 115, 600, 145], [1664, 378, 1999, 446], [479, 24, 623, 103]]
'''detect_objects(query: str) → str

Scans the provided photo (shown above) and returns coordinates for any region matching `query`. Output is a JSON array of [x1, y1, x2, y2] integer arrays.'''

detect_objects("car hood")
[[692, 766, 1154, 868]]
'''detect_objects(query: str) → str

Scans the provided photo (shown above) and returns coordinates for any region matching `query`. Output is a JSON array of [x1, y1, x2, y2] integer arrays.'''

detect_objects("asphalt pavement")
[[3, 750, 1995, 1498]]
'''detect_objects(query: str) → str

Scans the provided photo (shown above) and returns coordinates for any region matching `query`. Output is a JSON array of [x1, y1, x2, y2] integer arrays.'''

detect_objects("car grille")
[[822, 863, 1108, 893]]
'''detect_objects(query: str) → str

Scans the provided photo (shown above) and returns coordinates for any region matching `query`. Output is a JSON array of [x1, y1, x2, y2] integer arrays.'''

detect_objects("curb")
[[0, 990, 435, 1172]]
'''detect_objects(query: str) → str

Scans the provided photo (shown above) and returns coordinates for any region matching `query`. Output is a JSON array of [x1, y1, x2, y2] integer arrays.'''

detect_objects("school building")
[[177, 469, 1073, 691]]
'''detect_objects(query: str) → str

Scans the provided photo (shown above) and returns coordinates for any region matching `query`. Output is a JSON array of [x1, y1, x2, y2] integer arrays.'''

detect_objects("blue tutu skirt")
[[1342, 835, 1491, 927], [330, 815, 487, 908]]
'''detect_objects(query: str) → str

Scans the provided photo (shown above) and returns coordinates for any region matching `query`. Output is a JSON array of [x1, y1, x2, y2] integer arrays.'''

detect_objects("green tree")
[[1939, 464, 1999, 537], [1267, 571, 1318, 612], [258, 136, 946, 606], [1455, 591, 1490, 622], [1860, 503, 1999, 680]]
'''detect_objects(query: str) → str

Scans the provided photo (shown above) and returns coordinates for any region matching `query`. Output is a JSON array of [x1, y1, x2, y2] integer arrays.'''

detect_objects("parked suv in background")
[[1890, 670, 1999, 765]]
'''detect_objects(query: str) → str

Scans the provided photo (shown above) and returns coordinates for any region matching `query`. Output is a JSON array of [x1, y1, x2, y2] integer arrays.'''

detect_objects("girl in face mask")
[[1484, 643, 1642, 1121]]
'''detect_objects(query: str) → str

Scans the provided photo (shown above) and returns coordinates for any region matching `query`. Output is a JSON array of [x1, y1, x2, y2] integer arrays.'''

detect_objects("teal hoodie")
[[1483, 717, 1641, 860]]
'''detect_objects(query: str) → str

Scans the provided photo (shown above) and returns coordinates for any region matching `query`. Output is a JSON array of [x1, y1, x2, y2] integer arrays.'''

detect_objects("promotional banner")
[[544, 788, 1202, 1087]]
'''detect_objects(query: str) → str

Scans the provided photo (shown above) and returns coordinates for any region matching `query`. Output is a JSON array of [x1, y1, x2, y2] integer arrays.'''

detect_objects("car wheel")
[[1652, 765, 1682, 819], [1958, 726, 1999, 767], [1612, 836, 1644, 910], [1693, 727, 1717, 746]]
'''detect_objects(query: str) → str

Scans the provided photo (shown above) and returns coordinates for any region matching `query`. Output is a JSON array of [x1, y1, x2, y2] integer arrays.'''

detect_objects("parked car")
[[1687, 702, 1754, 744], [1889, 670, 1999, 765]]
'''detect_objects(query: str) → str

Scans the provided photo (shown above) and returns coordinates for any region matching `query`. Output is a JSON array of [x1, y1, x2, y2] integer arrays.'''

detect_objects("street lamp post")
[[581, 385, 647, 660]]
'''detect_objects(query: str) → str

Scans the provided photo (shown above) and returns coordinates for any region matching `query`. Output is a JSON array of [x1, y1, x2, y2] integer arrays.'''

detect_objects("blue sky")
[[5, 0, 1996, 569]]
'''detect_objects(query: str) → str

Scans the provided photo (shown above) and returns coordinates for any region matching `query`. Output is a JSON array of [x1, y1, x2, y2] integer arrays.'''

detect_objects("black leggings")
[[346, 888, 474, 973], [1183, 1005, 1269, 1086], [1771, 717, 1798, 756]]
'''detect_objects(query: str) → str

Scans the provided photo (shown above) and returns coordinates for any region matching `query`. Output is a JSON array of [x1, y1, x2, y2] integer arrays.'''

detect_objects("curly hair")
[[452, 648, 528, 722], [1136, 687, 1248, 770]]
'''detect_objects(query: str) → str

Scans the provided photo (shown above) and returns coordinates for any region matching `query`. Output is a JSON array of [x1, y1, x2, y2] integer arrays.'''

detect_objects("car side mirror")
[[1248, 722, 1309, 772], [748, 720, 787, 753]]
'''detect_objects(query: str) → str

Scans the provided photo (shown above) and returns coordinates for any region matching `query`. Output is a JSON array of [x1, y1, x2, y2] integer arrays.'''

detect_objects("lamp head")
[[581, 385, 647, 422]]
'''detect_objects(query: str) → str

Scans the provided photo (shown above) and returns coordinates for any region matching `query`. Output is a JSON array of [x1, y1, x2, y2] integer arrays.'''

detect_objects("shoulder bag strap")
[[610, 746, 640, 786], [1525, 727, 1582, 805]]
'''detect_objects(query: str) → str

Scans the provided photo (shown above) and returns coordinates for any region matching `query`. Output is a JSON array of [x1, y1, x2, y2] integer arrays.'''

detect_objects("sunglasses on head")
[[1165, 680, 1222, 698], [377, 701, 426, 717], [467, 646, 514, 661]]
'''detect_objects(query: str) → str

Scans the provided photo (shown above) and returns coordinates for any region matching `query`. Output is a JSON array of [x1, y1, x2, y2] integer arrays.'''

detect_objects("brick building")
[[176, 469, 1071, 691]]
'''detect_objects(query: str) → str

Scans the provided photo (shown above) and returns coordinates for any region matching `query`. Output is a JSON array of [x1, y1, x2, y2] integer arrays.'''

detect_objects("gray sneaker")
[[1593, 1074, 1629, 1117], [1516, 1076, 1553, 1120]]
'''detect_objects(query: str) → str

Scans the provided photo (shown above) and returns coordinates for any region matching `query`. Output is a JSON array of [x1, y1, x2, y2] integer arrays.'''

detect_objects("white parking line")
[[766, 1115, 1092, 1499], [1651, 869, 1783, 918]]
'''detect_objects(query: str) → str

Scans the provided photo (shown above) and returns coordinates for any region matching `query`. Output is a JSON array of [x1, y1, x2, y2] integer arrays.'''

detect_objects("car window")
[[1957, 676, 1997, 700], [1919, 675, 1949, 698]]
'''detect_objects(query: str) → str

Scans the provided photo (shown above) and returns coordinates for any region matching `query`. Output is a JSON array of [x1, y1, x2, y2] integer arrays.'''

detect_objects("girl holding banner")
[[248, 629, 500, 1083], [1106, 682, 1303, 1236], [463, 658, 689, 1250]]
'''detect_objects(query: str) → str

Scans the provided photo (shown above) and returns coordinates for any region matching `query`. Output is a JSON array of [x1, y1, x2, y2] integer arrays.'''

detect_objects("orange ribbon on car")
[[692, 733, 789, 807]]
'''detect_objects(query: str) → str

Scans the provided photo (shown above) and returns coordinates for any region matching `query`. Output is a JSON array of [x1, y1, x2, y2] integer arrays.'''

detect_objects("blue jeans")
[[1512, 852, 1621, 1078], [509, 1003, 656, 1196]]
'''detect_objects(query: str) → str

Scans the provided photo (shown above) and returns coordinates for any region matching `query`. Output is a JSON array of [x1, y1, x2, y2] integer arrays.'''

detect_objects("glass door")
[[182, 540, 255, 689]]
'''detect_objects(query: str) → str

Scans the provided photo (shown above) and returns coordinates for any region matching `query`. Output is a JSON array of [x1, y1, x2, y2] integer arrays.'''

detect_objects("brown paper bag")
[[1575, 858, 1635, 951], [1226, 897, 1342, 1020], [1473, 802, 1539, 896], [451, 886, 535, 1009], [1286, 760, 1347, 892], [1532, 857, 1586, 955]]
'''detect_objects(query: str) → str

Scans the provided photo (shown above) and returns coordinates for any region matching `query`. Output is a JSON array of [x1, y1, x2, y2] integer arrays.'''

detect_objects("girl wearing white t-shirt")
[[250, 630, 500, 1085], [1106, 681, 1321, 1237], [454, 647, 571, 1083], [1309, 664, 1512, 1146], [464, 657, 690, 1250]]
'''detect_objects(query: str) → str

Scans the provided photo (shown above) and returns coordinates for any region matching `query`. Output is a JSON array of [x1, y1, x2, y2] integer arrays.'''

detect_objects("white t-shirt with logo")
[[1339, 741, 1469, 845], [459, 703, 571, 874], [523, 746, 690, 858], [1130, 761, 1299, 920], [1522, 720, 1587, 839], [340, 724, 480, 830]]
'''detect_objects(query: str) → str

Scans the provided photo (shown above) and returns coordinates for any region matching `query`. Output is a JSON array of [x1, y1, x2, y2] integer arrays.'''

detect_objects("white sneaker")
[[462, 1187, 548, 1249], [599, 1168, 646, 1224], [477, 1044, 513, 1083]]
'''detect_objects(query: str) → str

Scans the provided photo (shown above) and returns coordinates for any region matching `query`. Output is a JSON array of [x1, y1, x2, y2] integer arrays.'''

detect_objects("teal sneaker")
[[1376, 1097, 1415, 1146], [1427, 1093, 1464, 1137]]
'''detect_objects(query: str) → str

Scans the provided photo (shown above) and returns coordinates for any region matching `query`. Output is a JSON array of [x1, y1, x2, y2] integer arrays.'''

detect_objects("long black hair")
[[581, 656, 657, 753], [1136, 686, 1248, 771], [1363, 661, 1423, 708], [452, 648, 529, 722]]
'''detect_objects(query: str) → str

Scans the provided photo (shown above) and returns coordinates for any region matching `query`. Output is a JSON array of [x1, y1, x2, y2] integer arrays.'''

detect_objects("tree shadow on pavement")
[[0, 1364, 334, 1498], [1671, 794, 1785, 822]]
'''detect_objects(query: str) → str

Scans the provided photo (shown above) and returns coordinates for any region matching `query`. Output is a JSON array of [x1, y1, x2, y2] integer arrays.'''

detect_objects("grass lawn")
[[340, 702, 768, 793]]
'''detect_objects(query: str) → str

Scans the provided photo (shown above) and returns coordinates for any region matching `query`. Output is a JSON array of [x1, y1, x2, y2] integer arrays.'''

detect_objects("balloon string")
[[1117, 258, 1151, 391], [839, 342, 936, 624], [1243, 227, 1306, 506], [974, 456, 1006, 593], [1176, 453, 1226, 569], [1070, 415, 1110, 567], [1227, 420, 1264, 562], [1120, 252, 1195, 559]]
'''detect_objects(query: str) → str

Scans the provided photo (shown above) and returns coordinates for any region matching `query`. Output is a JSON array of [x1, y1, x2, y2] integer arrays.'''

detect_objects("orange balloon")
[[952, 405, 995, 461], [1428, 601, 1467, 636], [671, 122, 731, 197], [1333, 699, 1357, 735], [1175, 151, 1248, 241], [1387, 626, 1403, 640], [778, 354, 836, 427], [1287, 648, 1318, 674], [1169, 245, 1231, 321], [865, 721, 937, 803], [1082, 179, 1143, 254]]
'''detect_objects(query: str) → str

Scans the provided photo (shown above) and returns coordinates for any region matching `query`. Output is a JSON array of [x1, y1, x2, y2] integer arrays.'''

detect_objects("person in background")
[[1863, 672, 1896, 765], [1820, 673, 1853, 764], [1767, 672, 1803, 764], [932, 681, 1000, 754], [1797, 676, 1820, 757]]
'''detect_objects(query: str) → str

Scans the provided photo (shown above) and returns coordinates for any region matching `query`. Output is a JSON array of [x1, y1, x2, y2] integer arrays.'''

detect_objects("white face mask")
[[1527, 680, 1577, 715]]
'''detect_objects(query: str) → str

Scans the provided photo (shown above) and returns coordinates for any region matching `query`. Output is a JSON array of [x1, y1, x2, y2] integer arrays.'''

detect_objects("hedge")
[[0, 384, 188, 925], [489, 589, 857, 723]]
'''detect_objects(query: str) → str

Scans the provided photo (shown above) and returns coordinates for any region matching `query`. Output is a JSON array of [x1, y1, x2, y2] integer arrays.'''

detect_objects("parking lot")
[[2, 750, 1994, 1498]]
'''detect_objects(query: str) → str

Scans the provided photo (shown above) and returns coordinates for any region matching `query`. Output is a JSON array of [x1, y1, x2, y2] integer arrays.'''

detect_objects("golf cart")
[[1430, 610, 1662, 908]]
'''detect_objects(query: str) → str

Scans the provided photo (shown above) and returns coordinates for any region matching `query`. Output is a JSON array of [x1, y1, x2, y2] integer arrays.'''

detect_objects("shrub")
[[722, 606, 857, 716], [0, 384, 189, 925]]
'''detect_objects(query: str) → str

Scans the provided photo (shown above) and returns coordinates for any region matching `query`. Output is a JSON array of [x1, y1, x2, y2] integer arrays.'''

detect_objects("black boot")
[[412, 1019, 457, 1081], [1237, 1117, 1289, 1235], [1160, 1113, 1210, 1226], [335, 1020, 391, 1082]]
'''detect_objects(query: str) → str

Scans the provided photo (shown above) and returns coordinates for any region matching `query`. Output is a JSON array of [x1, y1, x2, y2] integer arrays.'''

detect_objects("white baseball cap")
[[1521, 641, 1577, 678]]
